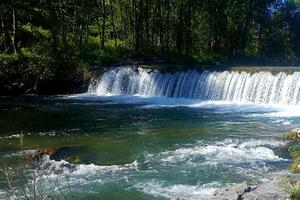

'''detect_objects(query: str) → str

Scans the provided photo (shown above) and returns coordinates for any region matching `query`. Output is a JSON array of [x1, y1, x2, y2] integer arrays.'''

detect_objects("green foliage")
[[0, 0, 299, 94], [0, 50, 56, 80], [283, 131, 300, 141], [290, 189, 300, 200], [1, 0, 299, 62], [20, 23, 51, 38], [0, 53, 18, 66], [288, 145, 300, 173], [283, 176, 300, 200]]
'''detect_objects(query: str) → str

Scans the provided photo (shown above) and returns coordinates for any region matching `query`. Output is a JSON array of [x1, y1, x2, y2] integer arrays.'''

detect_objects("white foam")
[[66, 94, 294, 115], [39, 156, 139, 177], [74, 161, 139, 175], [238, 139, 286, 148], [272, 119, 293, 125], [88, 67, 300, 105], [4, 134, 23, 139], [11, 156, 140, 196], [265, 106, 300, 117], [134, 180, 219, 199], [66, 92, 300, 123], [67, 93, 200, 107], [156, 139, 287, 165]]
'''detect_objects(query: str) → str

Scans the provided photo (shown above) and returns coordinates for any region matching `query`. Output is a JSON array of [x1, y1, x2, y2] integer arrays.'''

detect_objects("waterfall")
[[88, 66, 300, 105]]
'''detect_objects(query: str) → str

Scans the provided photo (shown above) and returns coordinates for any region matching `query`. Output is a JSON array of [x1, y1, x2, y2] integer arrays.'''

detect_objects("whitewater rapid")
[[88, 66, 300, 105], [2, 138, 287, 200]]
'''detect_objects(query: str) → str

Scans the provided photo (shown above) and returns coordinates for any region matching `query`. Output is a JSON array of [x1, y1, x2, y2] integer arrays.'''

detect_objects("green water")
[[0, 96, 296, 199]]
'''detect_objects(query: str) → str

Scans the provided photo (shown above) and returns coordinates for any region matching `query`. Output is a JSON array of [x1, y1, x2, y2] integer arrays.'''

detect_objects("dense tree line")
[[0, 0, 299, 94]]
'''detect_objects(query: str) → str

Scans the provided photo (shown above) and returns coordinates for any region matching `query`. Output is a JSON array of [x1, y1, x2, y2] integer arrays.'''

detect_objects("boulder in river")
[[29, 147, 61, 160], [65, 155, 82, 164], [27, 146, 89, 164]]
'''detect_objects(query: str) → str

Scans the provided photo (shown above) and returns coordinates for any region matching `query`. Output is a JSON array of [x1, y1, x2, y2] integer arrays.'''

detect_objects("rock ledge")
[[209, 178, 289, 200]]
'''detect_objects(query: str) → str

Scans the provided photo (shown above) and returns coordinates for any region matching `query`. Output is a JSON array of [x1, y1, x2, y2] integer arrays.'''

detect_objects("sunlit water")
[[1, 67, 300, 199], [0, 95, 298, 199]]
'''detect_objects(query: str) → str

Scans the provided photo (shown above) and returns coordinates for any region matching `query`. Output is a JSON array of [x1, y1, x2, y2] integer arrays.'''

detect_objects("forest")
[[0, 0, 300, 94]]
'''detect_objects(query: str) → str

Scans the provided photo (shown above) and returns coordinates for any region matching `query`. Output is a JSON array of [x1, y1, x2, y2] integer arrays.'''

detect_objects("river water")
[[0, 67, 300, 199]]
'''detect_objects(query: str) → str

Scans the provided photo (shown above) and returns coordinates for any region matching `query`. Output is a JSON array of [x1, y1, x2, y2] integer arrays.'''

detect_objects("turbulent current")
[[88, 66, 300, 105]]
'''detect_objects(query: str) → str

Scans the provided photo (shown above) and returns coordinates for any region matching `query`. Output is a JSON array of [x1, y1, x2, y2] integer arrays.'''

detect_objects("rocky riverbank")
[[209, 177, 290, 200]]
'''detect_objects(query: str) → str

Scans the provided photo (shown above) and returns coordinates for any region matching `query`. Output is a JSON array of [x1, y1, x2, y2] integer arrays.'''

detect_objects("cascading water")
[[88, 66, 300, 105]]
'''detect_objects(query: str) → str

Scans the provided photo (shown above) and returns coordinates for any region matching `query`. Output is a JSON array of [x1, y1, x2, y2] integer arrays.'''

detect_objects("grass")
[[282, 176, 300, 200]]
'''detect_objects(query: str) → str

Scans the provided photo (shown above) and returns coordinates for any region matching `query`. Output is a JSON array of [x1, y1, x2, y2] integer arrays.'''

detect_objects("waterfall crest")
[[88, 66, 300, 105]]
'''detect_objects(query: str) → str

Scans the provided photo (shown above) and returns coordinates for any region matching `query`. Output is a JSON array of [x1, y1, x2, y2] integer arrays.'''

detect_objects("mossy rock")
[[65, 155, 82, 164], [289, 146, 300, 173]]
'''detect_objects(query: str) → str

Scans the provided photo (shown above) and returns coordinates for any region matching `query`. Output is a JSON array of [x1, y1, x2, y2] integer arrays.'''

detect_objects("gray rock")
[[210, 182, 248, 200], [209, 178, 289, 200], [243, 179, 288, 200]]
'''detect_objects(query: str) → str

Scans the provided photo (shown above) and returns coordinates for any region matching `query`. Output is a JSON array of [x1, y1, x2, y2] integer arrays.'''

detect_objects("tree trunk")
[[101, 0, 106, 50], [10, 0, 17, 54], [166, 8, 170, 52], [109, 0, 118, 46], [176, 0, 184, 54], [0, 12, 7, 51]]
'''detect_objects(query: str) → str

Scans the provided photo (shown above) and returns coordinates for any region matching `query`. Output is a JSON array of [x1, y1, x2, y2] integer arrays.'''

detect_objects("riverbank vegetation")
[[0, 0, 300, 94], [283, 129, 300, 174], [284, 177, 300, 200]]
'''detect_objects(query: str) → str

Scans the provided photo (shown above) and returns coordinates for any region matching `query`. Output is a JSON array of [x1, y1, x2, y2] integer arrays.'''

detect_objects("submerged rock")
[[65, 155, 82, 164], [27, 146, 89, 164]]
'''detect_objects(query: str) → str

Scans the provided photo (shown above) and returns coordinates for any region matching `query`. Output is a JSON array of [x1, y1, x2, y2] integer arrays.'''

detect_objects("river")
[[0, 66, 299, 199]]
